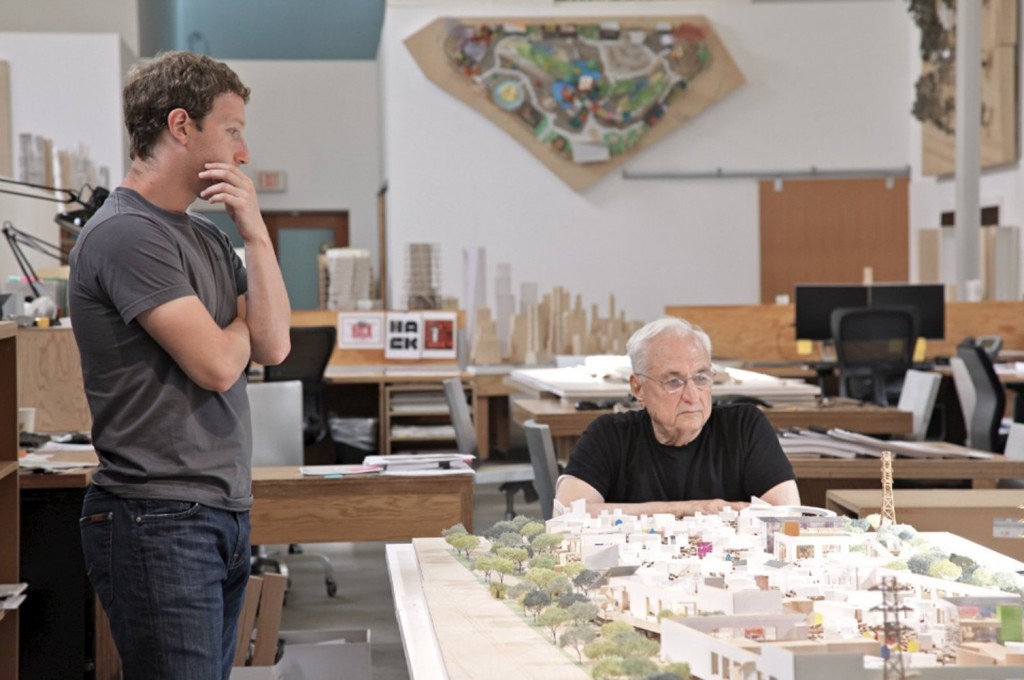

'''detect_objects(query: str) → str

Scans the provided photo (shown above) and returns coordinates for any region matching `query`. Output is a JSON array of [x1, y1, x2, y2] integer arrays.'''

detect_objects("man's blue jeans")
[[80, 484, 251, 680]]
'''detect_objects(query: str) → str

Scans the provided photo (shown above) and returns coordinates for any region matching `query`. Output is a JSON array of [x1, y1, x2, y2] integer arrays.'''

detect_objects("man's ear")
[[167, 108, 190, 144], [629, 373, 642, 402]]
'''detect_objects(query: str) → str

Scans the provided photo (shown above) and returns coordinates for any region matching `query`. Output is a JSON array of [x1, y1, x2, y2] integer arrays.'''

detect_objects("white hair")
[[626, 317, 712, 375]]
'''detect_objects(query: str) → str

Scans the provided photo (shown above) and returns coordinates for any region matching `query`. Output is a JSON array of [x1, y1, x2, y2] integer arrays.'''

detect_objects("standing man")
[[69, 51, 291, 679], [556, 317, 800, 517]]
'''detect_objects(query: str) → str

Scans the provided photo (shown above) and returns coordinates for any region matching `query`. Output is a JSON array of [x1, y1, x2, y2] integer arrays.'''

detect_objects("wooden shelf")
[[0, 321, 20, 679], [381, 381, 471, 455], [0, 461, 16, 480]]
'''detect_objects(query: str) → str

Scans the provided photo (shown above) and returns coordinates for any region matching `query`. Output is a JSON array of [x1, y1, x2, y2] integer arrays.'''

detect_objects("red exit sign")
[[256, 170, 287, 192]]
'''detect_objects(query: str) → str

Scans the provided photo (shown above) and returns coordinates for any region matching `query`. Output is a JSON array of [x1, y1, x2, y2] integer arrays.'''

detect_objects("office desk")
[[511, 397, 913, 458], [825, 488, 1024, 561], [251, 466, 474, 543], [20, 460, 120, 680], [791, 454, 1024, 508], [21, 453, 474, 679]]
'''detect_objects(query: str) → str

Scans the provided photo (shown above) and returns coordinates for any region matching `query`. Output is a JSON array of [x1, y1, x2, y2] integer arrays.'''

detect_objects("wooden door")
[[759, 178, 908, 303], [263, 211, 348, 310]]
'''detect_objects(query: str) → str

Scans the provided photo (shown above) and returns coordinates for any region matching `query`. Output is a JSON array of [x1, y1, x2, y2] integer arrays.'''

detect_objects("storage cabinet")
[[0, 321, 20, 679], [381, 381, 471, 455]]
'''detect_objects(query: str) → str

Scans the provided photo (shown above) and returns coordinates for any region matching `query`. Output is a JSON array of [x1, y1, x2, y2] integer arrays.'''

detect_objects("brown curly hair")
[[123, 51, 251, 160]]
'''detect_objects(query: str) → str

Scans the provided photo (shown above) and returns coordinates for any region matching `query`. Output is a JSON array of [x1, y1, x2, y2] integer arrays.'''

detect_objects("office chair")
[[248, 380, 338, 597], [263, 326, 336, 446], [948, 355, 977, 444], [441, 377, 536, 520], [956, 342, 1007, 453], [523, 420, 560, 521], [895, 369, 941, 441], [830, 306, 917, 406]]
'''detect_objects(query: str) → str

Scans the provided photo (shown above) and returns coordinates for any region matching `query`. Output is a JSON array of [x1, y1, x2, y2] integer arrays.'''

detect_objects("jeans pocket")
[[135, 499, 203, 522], [79, 511, 114, 609]]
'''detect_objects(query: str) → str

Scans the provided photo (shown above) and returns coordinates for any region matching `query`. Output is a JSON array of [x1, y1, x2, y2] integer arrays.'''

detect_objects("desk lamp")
[[0, 177, 109, 318]]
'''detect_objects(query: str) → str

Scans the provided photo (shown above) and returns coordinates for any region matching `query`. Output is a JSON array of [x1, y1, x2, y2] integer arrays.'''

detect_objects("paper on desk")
[[827, 429, 995, 459], [36, 441, 95, 452], [363, 453, 473, 467], [299, 465, 383, 476], [379, 462, 474, 476], [18, 452, 94, 471]]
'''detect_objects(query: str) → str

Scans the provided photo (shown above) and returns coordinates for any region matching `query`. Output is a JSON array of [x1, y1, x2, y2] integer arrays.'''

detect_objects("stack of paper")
[[777, 428, 996, 460], [363, 453, 474, 475]]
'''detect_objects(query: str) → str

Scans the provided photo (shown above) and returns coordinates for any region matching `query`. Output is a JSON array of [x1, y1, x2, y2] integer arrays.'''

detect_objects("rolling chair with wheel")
[[956, 342, 1008, 453], [248, 380, 338, 597], [262, 326, 337, 447], [441, 377, 536, 520], [830, 306, 917, 406]]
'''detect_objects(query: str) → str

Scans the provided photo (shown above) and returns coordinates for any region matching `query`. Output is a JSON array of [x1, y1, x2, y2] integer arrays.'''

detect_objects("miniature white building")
[[540, 503, 1024, 678]]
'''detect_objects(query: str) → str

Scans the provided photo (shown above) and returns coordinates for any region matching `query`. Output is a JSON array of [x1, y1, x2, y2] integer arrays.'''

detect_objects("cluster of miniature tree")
[[843, 515, 1024, 594], [442, 518, 692, 680]]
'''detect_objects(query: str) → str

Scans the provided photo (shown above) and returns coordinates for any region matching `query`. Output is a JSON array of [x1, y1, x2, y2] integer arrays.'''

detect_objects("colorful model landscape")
[[444, 20, 713, 166], [444, 501, 1024, 680]]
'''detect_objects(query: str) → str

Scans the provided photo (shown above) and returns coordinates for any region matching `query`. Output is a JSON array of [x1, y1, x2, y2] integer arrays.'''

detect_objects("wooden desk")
[[19, 461, 119, 680], [20, 454, 473, 678], [791, 454, 1024, 508], [511, 397, 913, 458], [251, 466, 474, 542], [826, 488, 1024, 560], [665, 300, 1024, 364]]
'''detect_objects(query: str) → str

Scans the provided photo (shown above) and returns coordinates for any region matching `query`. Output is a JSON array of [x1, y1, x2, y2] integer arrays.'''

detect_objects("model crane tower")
[[881, 450, 896, 526]]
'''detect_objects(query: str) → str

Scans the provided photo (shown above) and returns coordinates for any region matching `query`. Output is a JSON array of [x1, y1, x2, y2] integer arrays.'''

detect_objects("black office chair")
[[956, 341, 1007, 453], [263, 326, 336, 446], [830, 306, 917, 406]]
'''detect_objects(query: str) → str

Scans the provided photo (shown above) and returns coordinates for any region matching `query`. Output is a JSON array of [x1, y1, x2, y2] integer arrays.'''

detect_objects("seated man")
[[556, 317, 800, 517]]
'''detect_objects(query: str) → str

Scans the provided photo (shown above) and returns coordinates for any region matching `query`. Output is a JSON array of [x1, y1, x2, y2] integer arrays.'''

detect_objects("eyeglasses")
[[637, 371, 715, 394]]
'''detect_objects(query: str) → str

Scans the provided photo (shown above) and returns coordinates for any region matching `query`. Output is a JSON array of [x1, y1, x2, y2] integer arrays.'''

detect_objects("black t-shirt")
[[563, 404, 794, 503]]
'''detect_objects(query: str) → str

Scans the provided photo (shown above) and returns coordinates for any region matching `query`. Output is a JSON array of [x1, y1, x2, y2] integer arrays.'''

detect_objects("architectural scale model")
[[474, 285, 642, 365], [446, 500, 1024, 680], [544, 502, 1024, 679]]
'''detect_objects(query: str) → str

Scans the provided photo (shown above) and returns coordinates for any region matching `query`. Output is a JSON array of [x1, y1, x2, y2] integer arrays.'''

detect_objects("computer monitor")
[[794, 284, 870, 340], [869, 283, 945, 339]]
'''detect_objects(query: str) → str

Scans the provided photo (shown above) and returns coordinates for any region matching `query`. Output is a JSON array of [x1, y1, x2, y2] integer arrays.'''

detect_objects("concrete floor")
[[273, 481, 539, 679]]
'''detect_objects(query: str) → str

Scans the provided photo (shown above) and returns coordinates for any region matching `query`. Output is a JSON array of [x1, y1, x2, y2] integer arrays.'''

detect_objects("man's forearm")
[[243, 238, 291, 365], [583, 498, 747, 519]]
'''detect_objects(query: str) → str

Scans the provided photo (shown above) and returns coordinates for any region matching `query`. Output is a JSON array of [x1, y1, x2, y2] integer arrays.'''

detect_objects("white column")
[[953, 0, 982, 299]]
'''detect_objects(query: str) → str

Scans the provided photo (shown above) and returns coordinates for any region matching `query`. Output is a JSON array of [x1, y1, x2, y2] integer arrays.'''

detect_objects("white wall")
[[0, 32, 125, 285], [224, 60, 383, 259], [381, 1, 913, 321], [0, 0, 140, 56]]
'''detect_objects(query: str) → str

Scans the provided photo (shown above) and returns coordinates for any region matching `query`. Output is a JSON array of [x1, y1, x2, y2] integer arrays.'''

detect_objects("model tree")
[[446, 532, 481, 559], [559, 624, 597, 663], [522, 589, 551, 621], [495, 545, 529, 572], [473, 553, 499, 582], [537, 605, 570, 642]]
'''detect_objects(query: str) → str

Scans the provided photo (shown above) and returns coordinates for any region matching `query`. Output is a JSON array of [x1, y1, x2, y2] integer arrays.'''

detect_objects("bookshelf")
[[0, 320, 20, 679]]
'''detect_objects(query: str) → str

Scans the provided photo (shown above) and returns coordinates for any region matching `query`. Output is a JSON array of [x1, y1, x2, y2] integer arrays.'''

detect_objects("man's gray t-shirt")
[[69, 187, 252, 511]]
